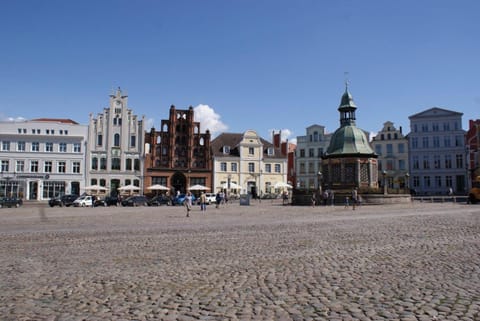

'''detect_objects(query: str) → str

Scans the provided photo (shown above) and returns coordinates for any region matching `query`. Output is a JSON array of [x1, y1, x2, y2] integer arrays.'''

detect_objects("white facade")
[[86, 88, 145, 195], [0, 119, 88, 200], [212, 130, 287, 197], [408, 107, 467, 195], [371, 121, 409, 189], [295, 124, 332, 189]]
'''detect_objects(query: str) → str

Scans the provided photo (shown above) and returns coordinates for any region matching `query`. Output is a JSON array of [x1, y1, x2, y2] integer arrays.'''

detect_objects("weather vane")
[[344, 71, 350, 89]]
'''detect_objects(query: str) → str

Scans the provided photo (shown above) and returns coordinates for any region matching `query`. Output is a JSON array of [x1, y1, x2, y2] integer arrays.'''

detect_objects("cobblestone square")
[[1, 202, 479, 321]]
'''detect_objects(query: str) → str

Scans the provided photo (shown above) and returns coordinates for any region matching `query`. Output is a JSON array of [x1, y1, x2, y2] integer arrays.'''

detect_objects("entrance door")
[[71, 182, 80, 195], [29, 181, 38, 200], [171, 172, 187, 194], [111, 179, 120, 196]]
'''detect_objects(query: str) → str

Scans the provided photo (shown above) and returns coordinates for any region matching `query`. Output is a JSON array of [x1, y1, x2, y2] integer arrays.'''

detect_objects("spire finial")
[[344, 71, 350, 91]]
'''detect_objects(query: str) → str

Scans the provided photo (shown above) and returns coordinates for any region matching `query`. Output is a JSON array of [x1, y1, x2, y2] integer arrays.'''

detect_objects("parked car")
[[204, 193, 217, 204], [95, 196, 119, 206], [0, 197, 23, 208], [73, 195, 94, 207], [147, 195, 172, 206], [173, 194, 196, 206], [121, 195, 148, 207], [48, 194, 79, 207]]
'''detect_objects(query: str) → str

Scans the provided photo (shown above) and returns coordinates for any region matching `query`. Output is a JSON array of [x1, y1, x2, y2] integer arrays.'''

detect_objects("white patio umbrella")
[[118, 184, 140, 191], [83, 185, 108, 191], [274, 182, 293, 189], [146, 184, 169, 191], [188, 184, 210, 191], [221, 182, 241, 189]]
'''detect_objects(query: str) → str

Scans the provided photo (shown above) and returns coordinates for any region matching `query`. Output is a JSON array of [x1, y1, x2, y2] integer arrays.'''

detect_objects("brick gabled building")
[[144, 105, 212, 195]]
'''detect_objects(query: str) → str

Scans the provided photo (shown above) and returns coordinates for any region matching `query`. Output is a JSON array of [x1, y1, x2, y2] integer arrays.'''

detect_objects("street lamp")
[[383, 170, 388, 195], [227, 174, 231, 197], [405, 173, 410, 192], [317, 171, 323, 195]]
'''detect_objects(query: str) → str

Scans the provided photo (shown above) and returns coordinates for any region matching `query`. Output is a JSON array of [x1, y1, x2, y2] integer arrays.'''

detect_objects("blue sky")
[[1, 0, 479, 142]]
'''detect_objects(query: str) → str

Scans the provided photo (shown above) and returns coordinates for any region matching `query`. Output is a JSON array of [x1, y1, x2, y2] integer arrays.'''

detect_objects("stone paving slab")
[[0, 202, 479, 321]]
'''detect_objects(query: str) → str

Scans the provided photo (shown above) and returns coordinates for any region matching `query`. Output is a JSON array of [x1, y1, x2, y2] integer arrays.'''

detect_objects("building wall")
[[371, 121, 409, 189], [86, 88, 145, 195], [295, 124, 331, 189], [408, 107, 467, 195], [212, 130, 287, 197], [144, 105, 212, 195], [466, 119, 480, 184], [0, 119, 87, 200]]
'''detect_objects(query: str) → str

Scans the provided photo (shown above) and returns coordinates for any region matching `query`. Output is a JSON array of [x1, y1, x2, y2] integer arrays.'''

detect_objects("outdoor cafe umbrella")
[[146, 184, 169, 191], [118, 184, 140, 192], [83, 185, 108, 191], [188, 184, 210, 191], [273, 182, 293, 189], [221, 182, 241, 189]]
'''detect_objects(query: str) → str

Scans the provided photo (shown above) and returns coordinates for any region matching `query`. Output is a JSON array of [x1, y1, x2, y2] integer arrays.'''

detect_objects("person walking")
[[184, 192, 193, 217], [351, 187, 358, 210], [199, 192, 207, 212], [311, 193, 316, 207], [344, 196, 349, 208]]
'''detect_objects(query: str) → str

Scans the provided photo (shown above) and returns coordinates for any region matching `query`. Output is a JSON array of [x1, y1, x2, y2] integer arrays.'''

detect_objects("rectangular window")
[[2, 141, 10, 151], [413, 176, 420, 187], [45, 142, 53, 152], [423, 176, 431, 187], [456, 154, 463, 168], [422, 137, 429, 148], [126, 158, 132, 170], [91, 157, 98, 170], [435, 176, 442, 187], [423, 156, 430, 169], [432, 123, 439, 132], [434, 155, 441, 169], [16, 160, 25, 172], [265, 164, 271, 173], [100, 157, 107, 170], [275, 164, 281, 173], [299, 162, 306, 174], [231, 163, 237, 172], [375, 145, 382, 155], [445, 176, 453, 187], [73, 143, 81, 153], [299, 149, 305, 157], [398, 159, 405, 170], [32, 142, 39, 152], [443, 122, 450, 131], [1, 160, 9, 172], [130, 135, 136, 148], [58, 161, 66, 173], [248, 162, 255, 172], [444, 136, 451, 147], [30, 160, 39, 172], [97, 134, 103, 146], [411, 137, 418, 149], [308, 148, 314, 157], [44, 161, 53, 173], [445, 155, 452, 169], [433, 136, 440, 148], [386, 144, 393, 155], [17, 141, 26, 151], [220, 162, 227, 171], [398, 143, 405, 153], [412, 156, 419, 169], [111, 158, 121, 170], [421, 123, 428, 132], [134, 159, 140, 171], [72, 161, 80, 173], [59, 143, 67, 152], [387, 159, 394, 170], [455, 135, 463, 147], [318, 148, 324, 157], [248, 147, 254, 155]]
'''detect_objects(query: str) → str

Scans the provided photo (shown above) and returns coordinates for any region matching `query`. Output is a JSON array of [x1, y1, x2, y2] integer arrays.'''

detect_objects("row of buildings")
[[0, 87, 478, 200]]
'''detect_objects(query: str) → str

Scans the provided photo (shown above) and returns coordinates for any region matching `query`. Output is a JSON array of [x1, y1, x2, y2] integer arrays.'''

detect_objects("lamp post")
[[405, 173, 410, 192], [383, 170, 388, 195], [227, 174, 231, 198], [317, 171, 323, 195]]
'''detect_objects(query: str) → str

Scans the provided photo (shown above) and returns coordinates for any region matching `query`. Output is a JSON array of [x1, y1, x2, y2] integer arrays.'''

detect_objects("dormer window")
[[267, 147, 274, 156], [223, 146, 230, 154]]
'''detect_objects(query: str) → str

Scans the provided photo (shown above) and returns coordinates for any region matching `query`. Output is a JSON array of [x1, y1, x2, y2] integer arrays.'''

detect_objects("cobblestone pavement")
[[0, 202, 479, 321]]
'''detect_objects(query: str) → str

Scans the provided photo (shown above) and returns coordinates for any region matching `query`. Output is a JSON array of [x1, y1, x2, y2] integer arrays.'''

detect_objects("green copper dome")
[[325, 86, 375, 156]]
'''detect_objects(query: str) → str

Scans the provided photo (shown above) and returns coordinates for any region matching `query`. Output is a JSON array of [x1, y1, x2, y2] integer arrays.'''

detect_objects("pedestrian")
[[199, 192, 207, 212], [344, 196, 349, 208], [330, 190, 335, 206], [184, 192, 193, 217], [311, 193, 316, 207], [351, 187, 358, 210], [215, 192, 221, 209], [322, 190, 328, 206]]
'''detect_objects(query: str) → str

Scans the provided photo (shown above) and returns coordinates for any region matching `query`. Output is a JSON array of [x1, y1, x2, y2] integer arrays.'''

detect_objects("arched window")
[[114, 134, 120, 147]]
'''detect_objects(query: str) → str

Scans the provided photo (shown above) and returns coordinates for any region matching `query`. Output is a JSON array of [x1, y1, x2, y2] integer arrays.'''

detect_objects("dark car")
[[121, 195, 148, 207], [147, 195, 172, 206], [93, 195, 120, 207], [0, 197, 23, 208], [173, 194, 196, 206], [48, 194, 79, 207]]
